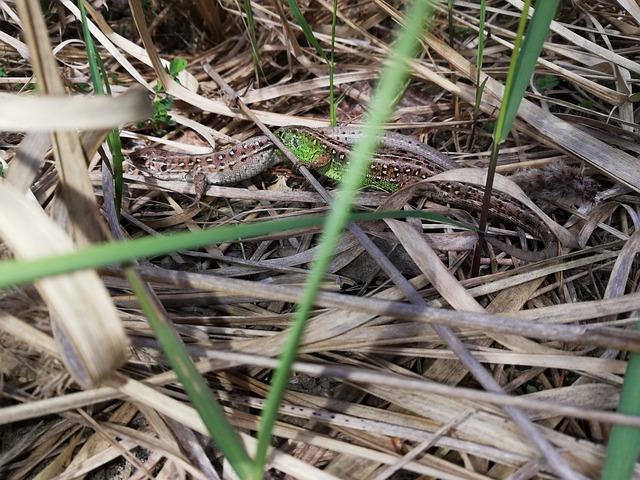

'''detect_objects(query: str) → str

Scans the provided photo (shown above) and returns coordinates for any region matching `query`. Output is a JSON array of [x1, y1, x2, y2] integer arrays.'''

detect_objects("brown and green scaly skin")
[[130, 126, 559, 260], [275, 126, 558, 261], [274, 126, 454, 191], [129, 135, 281, 185]]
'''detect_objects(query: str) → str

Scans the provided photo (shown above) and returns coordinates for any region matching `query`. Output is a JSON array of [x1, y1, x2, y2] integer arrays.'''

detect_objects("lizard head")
[[129, 148, 192, 180], [274, 127, 335, 170]]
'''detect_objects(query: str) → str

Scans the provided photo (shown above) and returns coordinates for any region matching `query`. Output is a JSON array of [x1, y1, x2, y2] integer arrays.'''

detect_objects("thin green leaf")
[[286, 0, 328, 61], [0, 210, 462, 290], [127, 270, 254, 478], [602, 339, 640, 479], [77, 0, 124, 217], [497, 1, 560, 143], [252, 0, 437, 476], [243, 0, 260, 81], [329, 0, 337, 125], [475, 1, 558, 273]]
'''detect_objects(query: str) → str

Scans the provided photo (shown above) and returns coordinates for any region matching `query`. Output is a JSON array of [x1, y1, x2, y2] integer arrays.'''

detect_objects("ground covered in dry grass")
[[1, 1, 640, 479]]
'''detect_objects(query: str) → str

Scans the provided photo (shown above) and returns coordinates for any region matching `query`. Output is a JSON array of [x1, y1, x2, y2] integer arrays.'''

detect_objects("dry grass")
[[1, 0, 640, 478]]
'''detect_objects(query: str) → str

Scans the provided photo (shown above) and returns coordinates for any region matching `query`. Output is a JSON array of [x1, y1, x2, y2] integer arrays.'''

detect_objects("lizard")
[[129, 126, 565, 261]]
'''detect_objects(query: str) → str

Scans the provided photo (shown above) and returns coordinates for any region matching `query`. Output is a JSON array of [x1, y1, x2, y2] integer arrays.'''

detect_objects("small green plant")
[[166, 57, 188, 80], [149, 96, 176, 132], [108, 72, 120, 84], [580, 99, 593, 109], [534, 73, 559, 93], [145, 57, 188, 135], [14, 81, 37, 93], [483, 121, 496, 132], [74, 82, 91, 93]]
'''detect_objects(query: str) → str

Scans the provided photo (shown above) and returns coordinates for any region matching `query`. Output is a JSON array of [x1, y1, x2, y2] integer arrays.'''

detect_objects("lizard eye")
[[293, 138, 299, 148]]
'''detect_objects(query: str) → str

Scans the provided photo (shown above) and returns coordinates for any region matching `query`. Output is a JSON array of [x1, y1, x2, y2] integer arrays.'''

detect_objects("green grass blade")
[[474, 0, 487, 116], [470, 1, 487, 149], [252, 0, 436, 476], [0, 210, 459, 290], [329, 0, 337, 125], [602, 340, 640, 478], [77, 1, 101, 93], [243, 0, 260, 82], [475, 1, 559, 271], [285, 0, 337, 123], [77, 0, 124, 218], [286, 0, 328, 61], [496, 1, 560, 143], [127, 270, 254, 479]]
